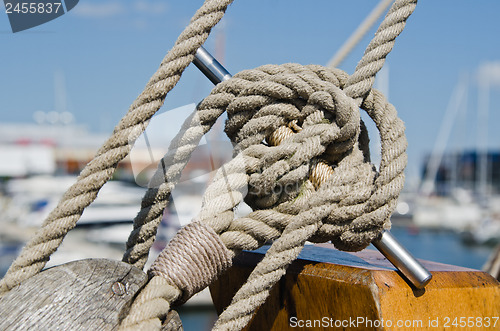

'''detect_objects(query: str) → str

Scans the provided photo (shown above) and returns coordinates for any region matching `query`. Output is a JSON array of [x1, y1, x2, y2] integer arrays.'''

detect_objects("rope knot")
[[198, 63, 407, 251]]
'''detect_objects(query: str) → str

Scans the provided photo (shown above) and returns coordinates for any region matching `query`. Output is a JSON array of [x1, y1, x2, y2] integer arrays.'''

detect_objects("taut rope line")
[[0, 0, 235, 295]]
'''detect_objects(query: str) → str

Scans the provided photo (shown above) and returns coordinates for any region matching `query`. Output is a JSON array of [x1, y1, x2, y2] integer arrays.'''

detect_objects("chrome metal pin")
[[373, 231, 432, 289], [193, 46, 432, 289], [193, 47, 232, 84]]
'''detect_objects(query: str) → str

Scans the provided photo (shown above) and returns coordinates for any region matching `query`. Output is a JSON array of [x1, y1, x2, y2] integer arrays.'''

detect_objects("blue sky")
[[1, 0, 499, 182]]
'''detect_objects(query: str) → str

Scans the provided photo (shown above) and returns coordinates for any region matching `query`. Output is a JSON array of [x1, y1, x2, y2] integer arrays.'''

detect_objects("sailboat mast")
[[420, 77, 467, 196], [476, 74, 490, 198]]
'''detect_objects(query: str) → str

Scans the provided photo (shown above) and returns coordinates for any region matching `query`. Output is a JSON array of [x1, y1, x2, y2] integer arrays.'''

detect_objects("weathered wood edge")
[[0, 258, 148, 331]]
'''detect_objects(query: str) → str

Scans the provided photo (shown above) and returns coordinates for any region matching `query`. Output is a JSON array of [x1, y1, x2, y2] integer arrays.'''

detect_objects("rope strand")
[[0, 0, 235, 295]]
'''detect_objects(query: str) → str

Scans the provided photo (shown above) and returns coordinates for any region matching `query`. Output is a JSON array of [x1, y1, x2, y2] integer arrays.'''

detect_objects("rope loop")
[[198, 63, 406, 251]]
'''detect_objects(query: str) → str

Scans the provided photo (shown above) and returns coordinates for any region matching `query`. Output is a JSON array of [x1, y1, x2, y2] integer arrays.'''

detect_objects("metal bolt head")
[[111, 282, 127, 296]]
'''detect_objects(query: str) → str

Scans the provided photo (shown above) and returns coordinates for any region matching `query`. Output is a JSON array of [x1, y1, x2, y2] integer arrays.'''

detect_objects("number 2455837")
[[5, 2, 62, 14]]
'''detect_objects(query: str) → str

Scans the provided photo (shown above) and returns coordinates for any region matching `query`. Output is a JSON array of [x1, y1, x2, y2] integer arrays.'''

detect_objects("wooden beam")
[[210, 244, 500, 330], [0, 259, 148, 330]]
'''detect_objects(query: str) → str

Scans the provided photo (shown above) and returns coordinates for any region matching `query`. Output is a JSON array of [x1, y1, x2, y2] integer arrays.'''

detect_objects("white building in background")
[[0, 122, 108, 177], [0, 144, 55, 177]]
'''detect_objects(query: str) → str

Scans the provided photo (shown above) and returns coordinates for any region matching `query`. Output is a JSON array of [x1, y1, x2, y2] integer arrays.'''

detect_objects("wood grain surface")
[[210, 245, 500, 330], [0, 258, 148, 330]]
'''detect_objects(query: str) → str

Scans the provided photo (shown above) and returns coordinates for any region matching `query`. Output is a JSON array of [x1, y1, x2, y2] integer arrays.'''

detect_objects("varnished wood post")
[[210, 244, 500, 330]]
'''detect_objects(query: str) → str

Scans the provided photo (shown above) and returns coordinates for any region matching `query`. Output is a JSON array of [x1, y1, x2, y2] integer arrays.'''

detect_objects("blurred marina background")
[[1, 1, 500, 328]]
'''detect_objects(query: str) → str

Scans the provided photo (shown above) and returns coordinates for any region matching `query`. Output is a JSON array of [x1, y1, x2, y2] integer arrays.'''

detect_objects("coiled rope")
[[1, 0, 417, 330]]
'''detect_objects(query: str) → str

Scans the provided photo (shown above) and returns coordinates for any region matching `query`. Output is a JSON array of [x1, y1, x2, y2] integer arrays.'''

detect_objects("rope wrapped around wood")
[[122, 0, 415, 329], [197, 66, 406, 330], [123, 65, 407, 331], [149, 222, 233, 305]]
